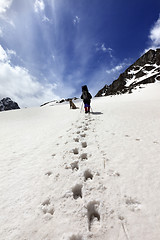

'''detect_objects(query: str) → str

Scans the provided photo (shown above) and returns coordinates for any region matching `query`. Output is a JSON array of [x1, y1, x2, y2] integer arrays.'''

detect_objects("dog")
[[69, 99, 77, 109]]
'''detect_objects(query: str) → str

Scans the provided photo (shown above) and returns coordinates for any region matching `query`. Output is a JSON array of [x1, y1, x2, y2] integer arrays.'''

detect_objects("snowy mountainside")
[[96, 48, 160, 97], [0, 84, 160, 240]]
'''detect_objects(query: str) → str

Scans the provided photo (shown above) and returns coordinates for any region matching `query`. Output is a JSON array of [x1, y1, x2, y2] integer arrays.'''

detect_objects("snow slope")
[[0, 83, 160, 240]]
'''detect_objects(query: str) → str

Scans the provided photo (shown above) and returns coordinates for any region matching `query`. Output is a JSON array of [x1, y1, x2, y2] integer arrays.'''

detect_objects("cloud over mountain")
[[0, 45, 59, 107], [149, 15, 160, 48]]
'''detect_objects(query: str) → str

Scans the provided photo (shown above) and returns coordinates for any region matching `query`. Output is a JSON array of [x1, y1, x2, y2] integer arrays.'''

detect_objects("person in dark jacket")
[[81, 85, 92, 113]]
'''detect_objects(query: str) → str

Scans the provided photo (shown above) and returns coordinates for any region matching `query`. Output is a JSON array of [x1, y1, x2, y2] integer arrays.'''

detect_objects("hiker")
[[81, 85, 92, 113]]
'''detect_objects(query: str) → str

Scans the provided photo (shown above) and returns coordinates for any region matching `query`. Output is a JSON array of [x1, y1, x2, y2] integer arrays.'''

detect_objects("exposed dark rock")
[[133, 66, 140, 71], [0, 97, 20, 111], [135, 70, 146, 78], [95, 85, 109, 97], [156, 76, 160, 81], [95, 49, 160, 97], [58, 97, 78, 104], [40, 97, 78, 107], [40, 100, 58, 107], [143, 66, 155, 71], [132, 49, 160, 66]]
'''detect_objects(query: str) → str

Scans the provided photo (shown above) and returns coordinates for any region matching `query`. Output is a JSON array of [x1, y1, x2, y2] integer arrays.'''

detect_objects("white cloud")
[[0, 0, 15, 26], [149, 15, 160, 47], [107, 47, 113, 58], [0, 46, 16, 62], [0, 27, 3, 37], [0, 45, 59, 107], [42, 15, 50, 22], [34, 0, 45, 13], [106, 65, 123, 74], [0, 45, 9, 62], [101, 43, 107, 52], [106, 61, 130, 74], [0, 0, 13, 15], [96, 43, 113, 57], [144, 15, 160, 52], [52, 55, 55, 61], [73, 16, 80, 25], [7, 49, 16, 57]]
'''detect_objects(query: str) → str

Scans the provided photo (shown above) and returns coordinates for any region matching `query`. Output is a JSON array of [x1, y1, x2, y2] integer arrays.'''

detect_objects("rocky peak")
[[0, 97, 20, 111], [133, 49, 160, 66], [95, 49, 160, 97]]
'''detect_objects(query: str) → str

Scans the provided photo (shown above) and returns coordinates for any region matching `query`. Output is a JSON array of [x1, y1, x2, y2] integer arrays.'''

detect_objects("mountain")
[[95, 48, 160, 97], [0, 97, 20, 111]]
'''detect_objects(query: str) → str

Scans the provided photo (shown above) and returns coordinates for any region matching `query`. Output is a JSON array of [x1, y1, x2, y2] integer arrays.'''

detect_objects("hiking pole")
[[80, 102, 83, 113]]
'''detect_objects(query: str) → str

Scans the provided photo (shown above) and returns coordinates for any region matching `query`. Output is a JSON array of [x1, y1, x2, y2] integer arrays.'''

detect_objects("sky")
[[0, 0, 160, 107]]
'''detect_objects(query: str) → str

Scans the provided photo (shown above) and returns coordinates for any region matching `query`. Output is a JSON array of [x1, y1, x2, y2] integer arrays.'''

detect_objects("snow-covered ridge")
[[125, 63, 160, 87], [96, 48, 160, 97]]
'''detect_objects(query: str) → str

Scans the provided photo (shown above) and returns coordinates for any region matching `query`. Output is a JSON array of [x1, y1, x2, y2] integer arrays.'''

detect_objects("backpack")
[[82, 90, 89, 100], [82, 85, 88, 92]]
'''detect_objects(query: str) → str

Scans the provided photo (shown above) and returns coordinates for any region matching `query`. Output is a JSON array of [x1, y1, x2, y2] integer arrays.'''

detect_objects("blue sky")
[[0, 0, 160, 107]]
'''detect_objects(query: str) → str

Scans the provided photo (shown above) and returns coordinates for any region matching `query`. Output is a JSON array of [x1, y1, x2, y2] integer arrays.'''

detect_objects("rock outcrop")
[[95, 49, 160, 97], [0, 97, 20, 111]]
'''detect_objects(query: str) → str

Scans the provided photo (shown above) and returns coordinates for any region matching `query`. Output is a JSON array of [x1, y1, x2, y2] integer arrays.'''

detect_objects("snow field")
[[0, 83, 160, 239]]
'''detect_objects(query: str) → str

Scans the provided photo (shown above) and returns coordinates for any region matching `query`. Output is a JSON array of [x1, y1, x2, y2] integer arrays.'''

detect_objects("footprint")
[[125, 135, 130, 137], [80, 153, 87, 160], [135, 138, 140, 141], [80, 133, 86, 138], [84, 170, 93, 181], [42, 199, 50, 206], [83, 127, 88, 131], [125, 196, 141, 212], [77, 131, 80, 134], [71, 161, 79, 171], [108, 170, 120, 177], [81, 142, 87, 148], [41, 199, 54, 216], [45, 171, 52, 176], [69, 235, 83, 240], [87, 201, 100, 232], [88, 119, 95, 122], [55, 173, 60, 180], [74, 138, 79, 142], [153, 141, 159, 144], [72, 184, 83, 199], [118, 215, 125, 221], [72, 148, 79, 155]]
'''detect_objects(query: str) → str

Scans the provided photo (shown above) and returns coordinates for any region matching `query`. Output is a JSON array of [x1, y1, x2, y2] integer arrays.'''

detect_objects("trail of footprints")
[[41, 115, 142, 239], [68, 116, 102, 238]]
